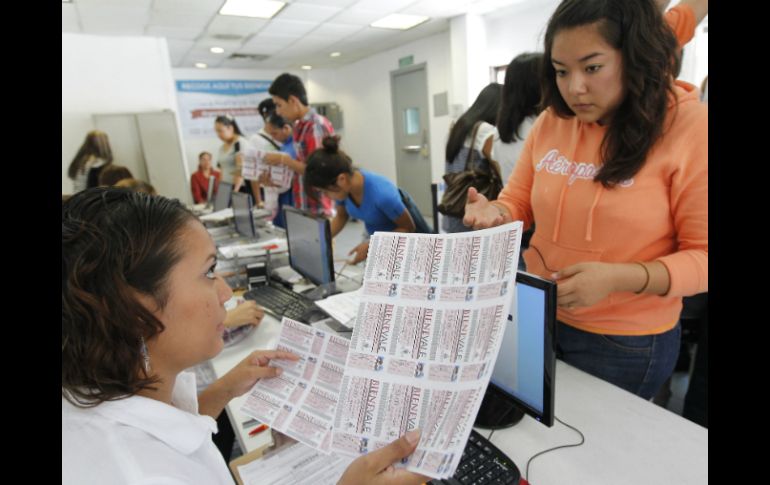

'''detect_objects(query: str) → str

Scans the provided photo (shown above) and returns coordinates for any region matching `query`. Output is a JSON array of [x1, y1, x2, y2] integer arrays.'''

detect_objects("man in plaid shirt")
[[264, 73, 334, 217]]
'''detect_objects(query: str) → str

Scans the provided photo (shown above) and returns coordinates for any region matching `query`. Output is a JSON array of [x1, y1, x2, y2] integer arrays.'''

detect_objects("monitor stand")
[[301, 281, 340, 301], [474, 386, 525, 429]]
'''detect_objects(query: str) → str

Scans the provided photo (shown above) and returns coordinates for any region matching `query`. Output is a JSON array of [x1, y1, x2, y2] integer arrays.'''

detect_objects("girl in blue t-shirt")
[[304, 136, 419, 264]]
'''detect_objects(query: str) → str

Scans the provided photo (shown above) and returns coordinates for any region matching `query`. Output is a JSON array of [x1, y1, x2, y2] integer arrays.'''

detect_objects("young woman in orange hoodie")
[[464, 0, 707, 399]]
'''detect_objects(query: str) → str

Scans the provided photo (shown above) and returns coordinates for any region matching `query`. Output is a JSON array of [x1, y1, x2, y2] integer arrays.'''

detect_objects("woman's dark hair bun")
[[321, 135, 340, 153]]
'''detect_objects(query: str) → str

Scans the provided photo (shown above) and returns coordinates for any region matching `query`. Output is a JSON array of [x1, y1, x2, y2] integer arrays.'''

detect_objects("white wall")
[[62, 33, 182, 195], [171, 67, 303, 176], [307, 31, 452, 186], [485, 1, 560, 68]]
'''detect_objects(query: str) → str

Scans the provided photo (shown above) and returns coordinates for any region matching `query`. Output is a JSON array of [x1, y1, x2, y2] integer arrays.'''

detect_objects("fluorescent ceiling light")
[[210, 47, 225, 54], [371, 14, 429, 30], [195, 62, 208, 69], [330, 52, 341, 57], [219, 0, 285, 19], [301, 65, 312, 70]]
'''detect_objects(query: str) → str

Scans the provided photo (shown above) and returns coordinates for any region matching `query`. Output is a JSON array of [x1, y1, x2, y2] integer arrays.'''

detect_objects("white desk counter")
[[487, 361, 707, 485]]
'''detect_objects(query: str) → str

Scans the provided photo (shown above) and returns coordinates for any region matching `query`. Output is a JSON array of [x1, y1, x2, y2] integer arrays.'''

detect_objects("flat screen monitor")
[[213, 181, 233, 212], [205, 175, 216, 205], [476, 271, 557, 428], [283, 207, 334, 286], [232, 192, 256, 239]]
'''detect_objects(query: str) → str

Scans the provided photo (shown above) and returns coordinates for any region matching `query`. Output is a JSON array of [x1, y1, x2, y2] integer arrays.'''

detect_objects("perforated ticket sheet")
[[331, 223, 523, 479], [241, 318, 349, 453]]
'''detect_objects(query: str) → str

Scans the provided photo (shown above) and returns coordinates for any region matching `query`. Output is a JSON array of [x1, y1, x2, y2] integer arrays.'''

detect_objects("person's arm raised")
[[462, 187, 512, 230]]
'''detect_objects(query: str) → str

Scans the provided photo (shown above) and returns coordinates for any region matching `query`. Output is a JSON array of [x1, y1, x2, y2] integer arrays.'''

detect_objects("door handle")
[[402, 145, 421, 152]]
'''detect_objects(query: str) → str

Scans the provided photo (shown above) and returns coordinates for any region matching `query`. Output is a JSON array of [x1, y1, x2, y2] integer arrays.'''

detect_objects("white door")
[[391, 64, 432, 221]]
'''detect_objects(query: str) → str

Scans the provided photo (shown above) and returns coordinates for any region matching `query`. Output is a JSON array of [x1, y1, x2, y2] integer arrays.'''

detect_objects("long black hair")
[[214, 114, 243, 136], [445, 83, 502, 162], [304, 136, 354, 189], [542, 0, 678, 187], [496, 53, 543, 143]]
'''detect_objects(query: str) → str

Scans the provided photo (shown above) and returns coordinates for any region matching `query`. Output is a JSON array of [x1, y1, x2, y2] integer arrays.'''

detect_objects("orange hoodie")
[[497, 81, 707, 336]]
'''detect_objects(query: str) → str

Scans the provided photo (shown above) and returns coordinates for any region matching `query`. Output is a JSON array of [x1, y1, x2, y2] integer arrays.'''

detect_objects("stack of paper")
[[313, 289, 361, 328]]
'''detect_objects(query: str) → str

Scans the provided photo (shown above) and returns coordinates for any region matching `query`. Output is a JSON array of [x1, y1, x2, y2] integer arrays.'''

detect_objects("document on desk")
[[237, 442, 354, 485], [218, 237, 288, 259], [314, 289, 362, 328], [330, 223, 523, 480], [199, 207, 233, 222], [241, 317, 350, 453]]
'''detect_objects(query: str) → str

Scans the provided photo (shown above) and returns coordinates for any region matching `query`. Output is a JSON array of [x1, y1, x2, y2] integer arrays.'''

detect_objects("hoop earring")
[[140, 337, 151, 373]]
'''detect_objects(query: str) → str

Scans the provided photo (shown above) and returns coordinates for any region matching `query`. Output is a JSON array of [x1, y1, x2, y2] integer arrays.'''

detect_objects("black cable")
[[525, 416, 585, 482]]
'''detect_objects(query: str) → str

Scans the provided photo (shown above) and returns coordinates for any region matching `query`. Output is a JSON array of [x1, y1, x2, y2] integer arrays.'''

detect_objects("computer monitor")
[[205, 175, 216, 205], [213, 181, 233, 212], [283, 207, 335, 287], [475, 271, 557, 428], [232, 192, 257, 239]]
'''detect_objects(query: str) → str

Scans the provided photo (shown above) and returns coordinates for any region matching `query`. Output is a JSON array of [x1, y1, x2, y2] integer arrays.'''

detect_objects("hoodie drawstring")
[[585, 185, 603, 242]]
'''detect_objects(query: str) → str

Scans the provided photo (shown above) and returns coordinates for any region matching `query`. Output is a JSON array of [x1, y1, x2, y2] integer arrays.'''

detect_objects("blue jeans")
[[556, 321, 681, 400]]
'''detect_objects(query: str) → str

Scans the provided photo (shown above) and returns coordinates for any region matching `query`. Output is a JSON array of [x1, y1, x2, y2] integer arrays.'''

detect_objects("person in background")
[[67, 130, 114, 193], [62, 188, 427, 485], [443, 83, 502, 233], [114, 178, 158, 196], [191, 151, 221, 204], [304, 136, 427, 264], [265, 73, 334, 217], [463, 0, 707, 400], [259, 112, 297, 228], [98, 164, 134, 187], [493, 53, 543, 183], [214, 115, 260, 206], [258, 98, 276, 121]]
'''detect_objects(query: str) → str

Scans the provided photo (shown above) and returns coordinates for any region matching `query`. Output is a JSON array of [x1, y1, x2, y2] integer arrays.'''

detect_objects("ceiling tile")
[[276, 3, 342, 23], [308, 22, 362, 38], [350, 0, 416, 13], [76, 0, 152, 7], [330, 8, 384, 25], [207, 15, 268, 38], [401, 0, 473, 17], [147, 11, 211, 30], [241, 34, 297, 51], [153, 0, 223, 15], [258, 19, 319, 37], [291, 0, 358, 6], [146, 25, 202, 40]]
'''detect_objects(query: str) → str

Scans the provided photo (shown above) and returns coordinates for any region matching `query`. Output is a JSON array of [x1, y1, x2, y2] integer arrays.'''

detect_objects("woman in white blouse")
[[62, 187, 426, 485]]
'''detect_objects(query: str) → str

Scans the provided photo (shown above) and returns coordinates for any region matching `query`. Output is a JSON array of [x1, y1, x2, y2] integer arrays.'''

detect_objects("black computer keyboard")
[[430, 429, 521, 485], [243, 283, 318, 323]]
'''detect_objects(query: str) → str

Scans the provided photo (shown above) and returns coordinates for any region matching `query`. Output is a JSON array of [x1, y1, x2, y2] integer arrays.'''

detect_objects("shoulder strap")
[[258, 133, 281, 150], [464, 121, 483, 171]]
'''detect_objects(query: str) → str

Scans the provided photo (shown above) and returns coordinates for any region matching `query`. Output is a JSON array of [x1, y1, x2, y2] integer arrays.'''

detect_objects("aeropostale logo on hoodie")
[[535, 149, 634, 187]]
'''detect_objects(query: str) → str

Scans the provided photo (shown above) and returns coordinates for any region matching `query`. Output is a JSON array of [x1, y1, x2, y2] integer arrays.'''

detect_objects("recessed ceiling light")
[[330, 52, 341, 58], [219, 0, 285, 19], [371, 14, 429, 30], [301, 65, 312, 70], [195, 62, 208, 69], [210, 47, 225, 54]]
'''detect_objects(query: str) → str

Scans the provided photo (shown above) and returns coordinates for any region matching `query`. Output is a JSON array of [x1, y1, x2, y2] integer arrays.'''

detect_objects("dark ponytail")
[[304, 136, 354, 189]]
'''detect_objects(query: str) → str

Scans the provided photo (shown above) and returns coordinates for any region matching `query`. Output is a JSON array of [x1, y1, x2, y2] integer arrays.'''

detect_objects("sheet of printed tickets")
[[241, 317, 350, 453], [331, 222, 523, 479], [241, 146, 292, 188]]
